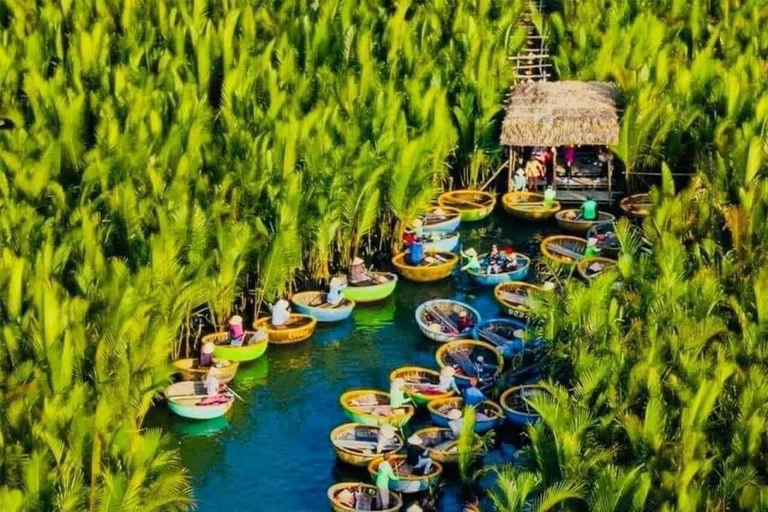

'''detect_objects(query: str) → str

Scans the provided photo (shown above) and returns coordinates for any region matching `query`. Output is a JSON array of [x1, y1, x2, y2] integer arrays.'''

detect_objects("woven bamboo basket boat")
[[327, 482, 403, 512], [472, 318, 528, 358], [343, 272, 398, 303], [389, 366, 454, 407], [576, 256, 618, 281], [340, 390, 415, 428], [253, 314, 317, 345], [165, 381, 234, 420], [204, 331, 269, 363], [330, 423, 404, 467], [391, 252, 458, 282], [437, 190, 496, 222], [368, 455, 443, 494], [412, 427, 458, 464], [540, 235, 588, 266], [466, 253, 531, 286], [501, 191, 562, 221], [290, 291, 355, 322], [494, 282, 542, 320], [417, 230, 460, 253], [500, 385, 549, 426], [415, 299, 481, 342], [555, 209, 616, 234], [172, 358, 239, 384], [427, 397, 503, 433], [420, 206, 461, 232], [619, 193, 652, 219], [435, 339, 504, 388]]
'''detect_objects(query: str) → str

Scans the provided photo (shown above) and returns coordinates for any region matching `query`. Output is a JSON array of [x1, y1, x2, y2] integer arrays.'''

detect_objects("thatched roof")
[[500, 81, 620, 147]]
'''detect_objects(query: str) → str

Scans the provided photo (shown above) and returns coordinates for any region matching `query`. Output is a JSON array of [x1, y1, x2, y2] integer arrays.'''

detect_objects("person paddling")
[[584, 237, 600, 258], [580, 196, 598, 221], [326, 276, 346, 307], [271, 299, 291, 326], [376, 454, 399, 509], [461, 248, 481, 272], [543, 185, 557, 209]]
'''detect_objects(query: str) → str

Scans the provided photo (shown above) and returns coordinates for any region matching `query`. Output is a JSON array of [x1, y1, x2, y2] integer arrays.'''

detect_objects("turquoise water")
[[148, 212, 558, 512]]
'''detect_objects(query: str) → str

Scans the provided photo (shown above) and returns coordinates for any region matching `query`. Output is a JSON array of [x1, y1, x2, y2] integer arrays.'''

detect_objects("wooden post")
[[507, 147, 515, 192], [607, 149, 614, 208]]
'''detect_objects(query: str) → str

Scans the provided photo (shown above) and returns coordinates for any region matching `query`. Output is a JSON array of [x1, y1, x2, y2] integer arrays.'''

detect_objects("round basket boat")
[[412, 427, 458, 464], [437, 190, 496, 222], [391, 252, 458, 282], [340, 390, 415, 428], [555, 209, 616, 234], [466, 253, 530, 286], [540, 235, 588, 266], [253, 314, 317, 345], [417, 231, 460, 253], [420, 206, 462, 232], [330, 423, 404, 467], [368, 455, 443, 494], [500, 385, 549, 426], [501, 191, 562, 221], [344, 272, 398, 303], [435, 339, 504, 388], [172, 358, 240, 384], [389, 366, 454, 407], [415, 299, 481, 342], [290, 291, 355, 323], [327, 482, 403, 512], [494, 282, 542, 320], [585, 221, 644, 258], [473, 318, 528, 358], [165, 381, 234, 420], [619, 193, 652, 219], [204, 331, 269, 363], [576, 256, 618, 281], [427, 397, 503, 433]]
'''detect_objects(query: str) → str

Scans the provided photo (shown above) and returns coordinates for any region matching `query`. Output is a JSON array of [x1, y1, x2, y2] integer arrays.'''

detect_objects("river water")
[[148, 212, 558, 512]]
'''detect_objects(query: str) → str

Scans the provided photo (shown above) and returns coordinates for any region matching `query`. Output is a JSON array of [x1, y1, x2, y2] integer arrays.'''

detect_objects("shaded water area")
[[147, 211, 559, 512]]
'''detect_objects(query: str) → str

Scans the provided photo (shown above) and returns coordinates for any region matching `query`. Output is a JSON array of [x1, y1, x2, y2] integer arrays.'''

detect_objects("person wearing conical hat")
[[543, 185, 557, 209], [377, 424, 398, 453], [199, 340, 215, 367], [460, 247, 481, 272], [390, 377, 409, 408], [513, 167, 527, 191], [438, 365, 461, 394], [447, 408, 464, 436], [407, 504, 424, 512], [326, 276, 346, 307], [584, 237, 600, 258], [349, 256, 371, 284], [271, 299, 291, 326], [375, 454, 399, 509], [406, 433, 433, 475], [228, 315, 245, 347]]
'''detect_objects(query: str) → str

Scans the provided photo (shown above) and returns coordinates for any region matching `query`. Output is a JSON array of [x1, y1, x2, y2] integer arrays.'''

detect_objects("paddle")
[[225, 385, 247, 403], [499, 291, 532, 307], [477, 328, 510, 347], [546, 243, 584, 260], [443, 195, 486, 209], [424, 305, 459, 334]]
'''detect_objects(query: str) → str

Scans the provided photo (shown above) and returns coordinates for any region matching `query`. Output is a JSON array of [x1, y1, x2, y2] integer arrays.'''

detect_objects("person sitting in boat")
[[584, 237, 600, 258], [513, 167, 527, 192], [349, 257, 371, 285], [485, 244, 503, 274], [377, 425, 398, 453], [228, 315, 245, 347], [543, 185, 557, 209], [457, 310, 474, 332], [326, 276, 346, 307], [376, 454, 399, 509], [447, 408, 464, 437], [472, 356, 496, 382], [199, 341, 215, 368], [390, 378, 410, 407], [503, 246, 518, 270], [464, 378, 486, 406], [438, 366, 462, 394], [271, 299, 291, 326], [580, 195, 598, 221], [460, 247, 481, 272], [405, 233, 425, 266], [406, 434, 433, 476], [245, 326, 268, 346], [205, 374, 221, 397]]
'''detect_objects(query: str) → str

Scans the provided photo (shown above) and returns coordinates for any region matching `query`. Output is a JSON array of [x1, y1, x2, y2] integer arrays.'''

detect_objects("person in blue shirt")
[[463, 379, 485, 407]]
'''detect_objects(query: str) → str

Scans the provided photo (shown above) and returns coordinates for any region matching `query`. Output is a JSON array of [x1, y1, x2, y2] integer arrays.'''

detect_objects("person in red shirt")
[[457, 311, 474, 332]]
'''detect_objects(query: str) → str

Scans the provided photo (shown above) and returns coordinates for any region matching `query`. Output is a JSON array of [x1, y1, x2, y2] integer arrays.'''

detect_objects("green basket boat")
[[340, 389, 415, 428], [165, 381, 234, 420], [343, 272, 398, 303], [205, 331, 269, 363]]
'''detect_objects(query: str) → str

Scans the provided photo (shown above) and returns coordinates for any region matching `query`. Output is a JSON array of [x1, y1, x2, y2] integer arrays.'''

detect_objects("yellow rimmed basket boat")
[[540, 235, 588, 266], [494, 282, 542, 320], [576, 256, 618, 281], [427, 397, 503, 433], [330, 423, 404, 467], [435, 339, 504, 388], [253, 314, 317, 345], [619, 193, 652, 219], [205, 331, 269, 363], [327, 482, 403, 512], [501, 191, 561, 221], [340, 390, 415, 428], [389, 366, 455, 407], [171, 358, 239, 384], [437, 190, 496, 222], [391, 252, 458, 282], [368, 455, 443, 494], [555, 209, 616, 234], [412, 427, 458, 464]]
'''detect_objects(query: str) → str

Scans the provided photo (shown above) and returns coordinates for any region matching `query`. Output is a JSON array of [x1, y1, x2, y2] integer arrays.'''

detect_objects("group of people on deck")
[[461, 244, 519, 275]]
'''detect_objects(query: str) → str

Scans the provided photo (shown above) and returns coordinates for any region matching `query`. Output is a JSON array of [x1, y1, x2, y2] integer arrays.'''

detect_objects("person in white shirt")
[[271, 299, 291, 326], [205, 374, 220, 396]]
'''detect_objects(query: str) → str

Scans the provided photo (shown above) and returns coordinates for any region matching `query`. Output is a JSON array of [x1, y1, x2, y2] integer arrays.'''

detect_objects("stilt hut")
[[500, 81, 621, 205]]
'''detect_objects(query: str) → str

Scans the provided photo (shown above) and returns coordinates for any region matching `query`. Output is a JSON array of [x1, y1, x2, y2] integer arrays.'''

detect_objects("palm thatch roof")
[[500, 81, 620, 147]]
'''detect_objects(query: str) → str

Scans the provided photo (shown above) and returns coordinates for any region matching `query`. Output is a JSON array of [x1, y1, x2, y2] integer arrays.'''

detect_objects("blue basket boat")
[[427, 397, 503, 433], [500, 385, 548, 426], [421, 230, 460, 252], [419, 206, 461, 232], [291, 291, 355, 323], [466, 254, 530, 286], [415, 299, 481, 342], [473, 318, 530, 358]]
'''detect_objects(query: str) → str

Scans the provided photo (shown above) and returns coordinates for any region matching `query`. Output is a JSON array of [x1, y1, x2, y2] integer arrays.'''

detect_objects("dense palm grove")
[[0, 0, 766, 512]]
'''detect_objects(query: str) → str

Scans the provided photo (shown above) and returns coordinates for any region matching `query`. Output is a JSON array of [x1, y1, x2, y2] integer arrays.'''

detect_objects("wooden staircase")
[[510, 1, 551, 82]]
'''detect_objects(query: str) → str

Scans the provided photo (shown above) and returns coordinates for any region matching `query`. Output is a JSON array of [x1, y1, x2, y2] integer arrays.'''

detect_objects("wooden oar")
[[425, 306, 459, 334], [443, 195, 486, 209], [546, 243, 584, 260], [225, 385, 246, 403], [500, 291, 532, 307], [477, 328, 510, 347]]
